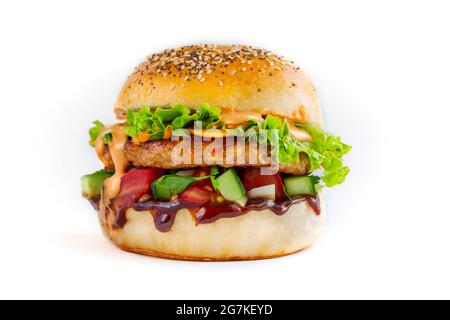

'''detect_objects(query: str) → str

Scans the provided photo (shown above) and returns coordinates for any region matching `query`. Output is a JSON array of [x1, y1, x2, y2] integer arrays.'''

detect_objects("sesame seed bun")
[[99, 193, 326, 261], [114, 45, 323, 127]]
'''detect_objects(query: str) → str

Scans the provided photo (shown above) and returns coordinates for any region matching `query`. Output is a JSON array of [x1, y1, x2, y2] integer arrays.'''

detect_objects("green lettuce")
[[245, 117, 351, 187], [123, 103, 222, 138], [151, 175, 210, 200], [155, 103, 190, 123], [210, 166, 220, 191], [302, 126, 352, 187], [88, 121, 112, 146]]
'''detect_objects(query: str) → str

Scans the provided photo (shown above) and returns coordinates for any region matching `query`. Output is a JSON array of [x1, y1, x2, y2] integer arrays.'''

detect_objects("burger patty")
[[104, 140, 310, 175]]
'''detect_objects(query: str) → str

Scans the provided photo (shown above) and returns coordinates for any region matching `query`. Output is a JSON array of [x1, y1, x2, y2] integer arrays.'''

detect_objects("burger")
[[81, 45, 351, 261]]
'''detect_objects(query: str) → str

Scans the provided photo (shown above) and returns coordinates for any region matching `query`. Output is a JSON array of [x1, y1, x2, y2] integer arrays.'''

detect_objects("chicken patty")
[[103, 139, 310, 175]]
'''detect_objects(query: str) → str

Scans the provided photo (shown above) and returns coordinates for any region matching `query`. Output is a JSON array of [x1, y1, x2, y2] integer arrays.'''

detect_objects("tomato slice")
[[120, 168, 165, 199], [178, 168, 215, 204], [179, 186, 212, 205], [111, 168, 165, 214], [191, 167, 214, 190], [243, 168, 286, 200]]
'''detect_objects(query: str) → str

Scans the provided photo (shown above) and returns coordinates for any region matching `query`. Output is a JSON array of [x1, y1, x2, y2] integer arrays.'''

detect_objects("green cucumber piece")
[[81, 169, 113, 198], [216, 168, 247, 206], [283, 176, 317, 197], [235, 195, 248, 207]]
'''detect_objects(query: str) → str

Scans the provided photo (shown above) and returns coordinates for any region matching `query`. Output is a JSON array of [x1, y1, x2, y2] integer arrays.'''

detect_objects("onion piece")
[[176, 169, 196, 177], [247, 184, 276, 200], [289, 125, 312, 142]]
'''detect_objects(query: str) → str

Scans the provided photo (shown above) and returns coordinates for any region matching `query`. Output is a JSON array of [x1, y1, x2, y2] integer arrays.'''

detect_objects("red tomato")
[[179, 168, 215, 204], [243, 168, 286, 200], [112, 168, 165, 212], [179, 186, 212, 205], [120, 168, 165, 199], [192, 167, 214, 190]]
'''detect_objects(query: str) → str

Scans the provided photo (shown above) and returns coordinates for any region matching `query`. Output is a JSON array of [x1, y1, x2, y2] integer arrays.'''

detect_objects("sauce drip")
[[220, 109, 311, 141], [95, 124, 129, 228], [220, 110, 264, 128], [102, 124, 129, 203], [132, 196, 320, 233], [95, 127, 109, 166], [129, 200, 199, 232]]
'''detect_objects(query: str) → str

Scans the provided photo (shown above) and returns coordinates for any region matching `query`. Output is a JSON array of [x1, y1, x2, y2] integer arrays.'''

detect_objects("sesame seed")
[[218, 80, 224, 86], [133, 45, 298, 84]]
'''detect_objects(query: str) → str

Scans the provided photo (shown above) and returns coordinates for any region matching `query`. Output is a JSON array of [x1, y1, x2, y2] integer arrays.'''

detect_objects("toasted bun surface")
[[99, 194, 325, 261], [115, 45, 323, 127]]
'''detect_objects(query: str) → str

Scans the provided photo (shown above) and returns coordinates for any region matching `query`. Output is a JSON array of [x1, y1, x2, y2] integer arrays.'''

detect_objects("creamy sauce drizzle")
[[102, 125, 129, 202], [95, 124, 129, 227], [220, 110, 264, 128], [95, 127, 108, 166], [220, 109, 311, 142], [188, 128, 232, 138]]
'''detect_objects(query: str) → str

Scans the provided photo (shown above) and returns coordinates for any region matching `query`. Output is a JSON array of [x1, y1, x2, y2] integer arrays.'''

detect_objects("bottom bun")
[[99, 195, 326, 261]]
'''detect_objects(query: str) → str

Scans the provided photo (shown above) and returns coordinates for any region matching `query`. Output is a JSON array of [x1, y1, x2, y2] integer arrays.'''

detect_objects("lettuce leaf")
[[89, 121, 104, 145], [151, 175, 210, 200], [196, 103, 221, 128], [301, 126, 352, 187], [246, 117, 351, 187], [210, 166, 220, 191], [155, 103, 190, 123], [102, 133, 113, 144], [123, 103, 222, 138], [89, 121, 112, 146]]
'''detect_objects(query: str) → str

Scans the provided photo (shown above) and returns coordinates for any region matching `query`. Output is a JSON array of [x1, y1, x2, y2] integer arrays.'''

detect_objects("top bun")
[[114, 45, 323, 127]]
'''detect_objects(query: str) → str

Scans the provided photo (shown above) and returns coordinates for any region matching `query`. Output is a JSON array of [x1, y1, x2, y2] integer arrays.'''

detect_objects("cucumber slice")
[[283, 176, 317, 197], [81, 169, 113, 198], [235, 195, 248, 208], [216, 168, 247, 206]]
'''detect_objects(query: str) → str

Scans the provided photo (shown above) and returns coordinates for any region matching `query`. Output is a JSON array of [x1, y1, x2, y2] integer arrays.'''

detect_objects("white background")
[[1, 0, 449, 300]]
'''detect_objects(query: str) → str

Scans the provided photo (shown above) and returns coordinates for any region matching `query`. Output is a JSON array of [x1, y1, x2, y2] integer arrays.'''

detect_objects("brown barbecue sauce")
[[123, 196, 321, 233], [87, 188, 321, 233]]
